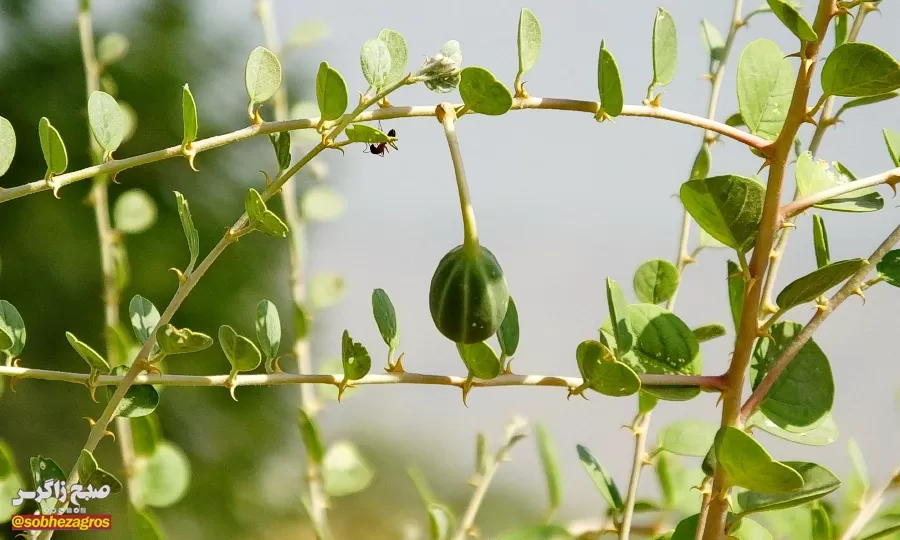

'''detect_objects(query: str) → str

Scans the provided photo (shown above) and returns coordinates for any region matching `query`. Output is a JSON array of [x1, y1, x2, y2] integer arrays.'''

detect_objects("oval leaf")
[[113, 382, 160, 418], [322, 441, 374, 497], [775, 258, 866, 310], [340, 330, 371, 381], [138, 441, 191, 508], [821, 43, 900, 97], [129, 295, 160, 345], [131, 415, 161, 457], [714, 427, 804, 493], [795, 153, 883, 212], [378, 29, 408, 87], [701, 19, 726, 62], [652, 8, 678, 87], [66, 332, 111, 373], [517, 8, 542, 76], [245, 46, 282, 104], [497, 295, 520, 357], [657, 420, 718, 457], [680, 175, 765, 253], [246, 188, 288, 237], [535, 423, 562, 516], [298, 409, 325, 464], [748, 410, 839, 446], [737, 39, 794, 140], [181, 84, 198, 146], [751, 321, 834, 428], [315, 61, 349, 121], [766, 0, 818, 42], [737, 461, 841, 515], [114, 189, 157, 234], [345, 123, 393, 144], [427, 502, 456, 540], [88, 91, 126, 154], [876, 249, 900, 288], [0, 300, 26, 357], [606, 278, 633, 354], [38, 117, 68, 174], [360, 38, 391, 88], [255, 300, 281, 360], [885, 128, 900, 167], [459, 67, 513, 116], [0, 116, 15, 177], [457, 341, 501, 380], [156, 324, 213, 355], [372, 288, 399, 349], [576, 444, 623, 510], [692, 323, 727, 343], [812, 214, 830, 268], [218, 325, 261, 372], [174, 192, 199, 273], [633, 259, 679, 304], [597, 40, 624, 117]]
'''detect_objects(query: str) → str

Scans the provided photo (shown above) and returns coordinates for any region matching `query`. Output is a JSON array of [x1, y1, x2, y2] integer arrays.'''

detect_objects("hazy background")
[[0, 0, 898, 538]]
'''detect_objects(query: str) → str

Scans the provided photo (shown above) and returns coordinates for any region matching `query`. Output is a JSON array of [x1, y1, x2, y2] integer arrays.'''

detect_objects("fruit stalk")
[[437, 103, 479, 256]]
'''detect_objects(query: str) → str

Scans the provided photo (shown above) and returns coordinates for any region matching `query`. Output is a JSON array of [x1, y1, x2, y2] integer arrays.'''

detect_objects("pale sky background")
[[29, 0, 900, 527]]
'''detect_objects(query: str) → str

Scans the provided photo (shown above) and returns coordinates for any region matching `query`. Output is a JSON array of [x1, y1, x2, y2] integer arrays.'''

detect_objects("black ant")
[[364, 121, 398, 157]]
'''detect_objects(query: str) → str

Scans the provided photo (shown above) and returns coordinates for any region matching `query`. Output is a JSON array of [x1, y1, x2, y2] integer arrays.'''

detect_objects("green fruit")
[[429, 245, 509, 344]]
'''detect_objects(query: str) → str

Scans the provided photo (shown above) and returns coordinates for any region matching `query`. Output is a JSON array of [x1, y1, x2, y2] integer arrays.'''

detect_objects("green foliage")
[[459, 67, 513, 115], [136, 441, 191, 508], [130, 294, 161, 345], [736, 462, 841, 516], [174, 191, 199, 273], [269, 131, 291, 170], [0, 116, 14, 177], [38, 116, 68, 175], [577, 444, 622, 511], [605, 278, 633, 354], [737, 39, 793, 140], [298, 409, 325, 464], [497, 295, 520, 357], [245, 46, 282, 106], [301, 185, 345, 222], [680, 175, 765, 253], [322, 441, 374, 497], [360, 38, 391, 89], [156, 325, 212, 356], [885, 128, 900, 166], [0, 300, 26, 357], [340, 329, 371, 381], [597, 40, 624, 118], [535, 423, 562, 518], [245, 188, 289, 237], [714, 427, 804, 493], [650, 8, 678, 88], [776, 258, 866, 310], [574, 339, 641, 397], [315, 61, 348, 121], [254, 299, 281, 363], [748, 411, 839, 446], [219, 324, 262, 374], [114, 189, 158, 234], [88, 90, 126, 155], [821, 43, 900, 97], [657, 420, 718, 457], [692, 323, 726, 343], [457, 341, 502, 380], [378, 29, 408, 87], [795, 153, 883, 212], [766, 0, 817, 42], [812, 215, 830, 268], [516, 8, 542, 89], [371, 288, 400, 349], [29, 456, 66, 514], [876, 249, 900, 287], [633, 259, 679, 304], [181, 84, 198, 146], [66, 331, 111, 374]]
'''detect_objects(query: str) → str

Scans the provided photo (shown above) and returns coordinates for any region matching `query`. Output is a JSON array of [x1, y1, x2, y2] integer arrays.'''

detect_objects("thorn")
[[252, 108, 264, 125], [136, 359, 162, 376], [803, 112, 819, 127], [379, 96, 393, 108], [785, 51, 803, 59], [169, 267, 187, 285], [84, 416, 97, 428], [701, 73, 715, 81], [649, 92, 663, 108], [566, 382, 590, 400], [337, 380, 352, 403], [385, 352, 405, 373], [49, 178, 62, 199], [272, 356, 283, 373], [756, 329, 774, 340], [258, 169, 271, 188], [503, 356, 514, 375], [8, 374, 19, 392], [101, 429, 116, 442], [228, 383, 238, 401], [815, 300, 830, 313], [357, 90, 366, 108], [87, 382, 99, 403], [593, 109, 614, 123], [515, 81, 530, 99], [756, 158, 773, 174], [780, 221, 797, 230], [461, 377, 474, 408], [851, 287, 866, 304], [716, 392, 725, 407], [110, 170, 121, 184]]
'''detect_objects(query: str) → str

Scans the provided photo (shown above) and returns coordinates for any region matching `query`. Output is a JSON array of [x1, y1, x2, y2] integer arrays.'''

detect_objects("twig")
[[619, 412, 652, 540], [0, 100, 769, 204], [75, 1, 141, 510], [666, 0, 745, 312], [702, 2, 838, 538], [255, 1, 330, 536], [779, 166, 900, 220], [741, 223, 900, 422], [0, 365, 728, 391]]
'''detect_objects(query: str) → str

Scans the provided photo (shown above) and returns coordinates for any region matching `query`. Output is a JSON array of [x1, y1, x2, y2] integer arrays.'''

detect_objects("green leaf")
[[692, 323, 727, 343], [651, 8, 678, 87], [96, 32, 129, 65], [726, 112, 746, 127], [427, 502, 456, 540], [129, 295, 160, 345], [876, 249, 900, 288], [155, 325, 212, 356], [0, 440, 16, 479], [751, 321, 834, 428], [315, 61, 349, 121], [729, 518, 773, 540], [497, 295, 520, 357], [715, 427, 804, 493], [322, 440, 374, 497], [0, 116, 15, 177], [268, 131, 291, 170], [360, 38, 392, 88], [289, 20, 329, 48], [690, 144, 711, 181], [0, 472, 24, 522], [737, 462, 841, 516], [834, 13, 848, 47], [131, 415, 161, 457], [66, 332, 111, 373], [655, 453, 705, 514], [680, 175, 765, 253], [459, 67, 513, 116], [218, 325, 261, 372], [110, 370, 159, 418], [137, 441, 191, 508], [457, 341, 502, 380], [766, 0, 817, 42], [378, 29, 408, 87], [847, 437, 870, 496], [496, 524, 573, 540], [0, 300, 26, 357], [535, 423, 562, 517], [181, 84, 198, 146], [576, 444, 623, 510], [38, 117, 68, 174], [298, 409, 325, 464], [776, 259, 866, 310], [737, 39, 794, 140], [245, 46, 282, 104], [372, 288, 400, 349], [131, 507, 165, 540], [835, 92, 898, 119], [811, 503, 833, 540], [30, 456, 66, 514], [748, 410, 839, 446], [174, 191, 199, 273], [633, 259, 680, 304], [294, 302, 311, 340], [517, 8, 542, 76], [795, 153, 883, 212], [114, 189, 157, 234], [255, 300, 281, 360], [884, 128, 900, 167], [575, 340, 641, 397], [657, 420, 718, 457], [345, 123, 393, 144], [88, 90, 126, 154], [812, 215, 830, 269], [76, 450, 123, 495], [701, 229, 730, 250], [821, 43, 900, 97], [301, 185, 344, 222], [341, 330, 371, 381], [606, 278, 633, 354], [246, 188, 288, 237], [600, 304, 702, 401], [639, 392, 658, 414], [0, 329, 10, 352], [597, 40, 624, 117], [309, 273, 345, 310], [701, 19, 726, 63]]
